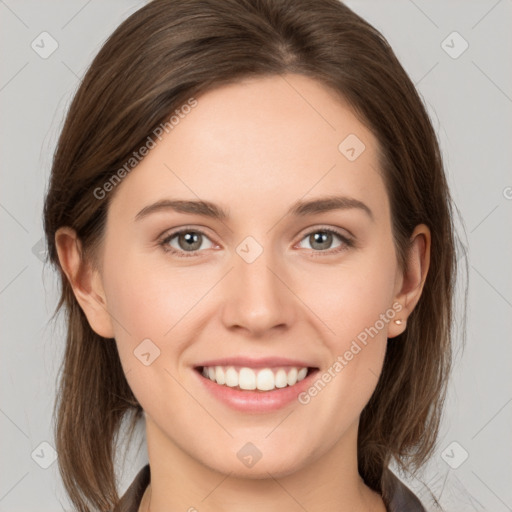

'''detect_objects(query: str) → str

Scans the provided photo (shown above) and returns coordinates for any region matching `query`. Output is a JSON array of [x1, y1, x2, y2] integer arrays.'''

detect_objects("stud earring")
[[394, 319, 404, 325]]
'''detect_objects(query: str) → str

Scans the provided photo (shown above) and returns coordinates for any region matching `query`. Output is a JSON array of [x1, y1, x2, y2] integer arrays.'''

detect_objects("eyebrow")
[[134, 195, 374, 222]]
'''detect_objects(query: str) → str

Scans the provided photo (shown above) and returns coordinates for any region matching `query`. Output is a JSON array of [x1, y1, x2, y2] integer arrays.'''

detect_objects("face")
[[78, 74, 412, 478]]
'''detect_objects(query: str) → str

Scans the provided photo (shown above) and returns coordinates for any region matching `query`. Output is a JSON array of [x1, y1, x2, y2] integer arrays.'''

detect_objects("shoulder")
[[381, 467, 426, 512], [112, 464, 150, 512]]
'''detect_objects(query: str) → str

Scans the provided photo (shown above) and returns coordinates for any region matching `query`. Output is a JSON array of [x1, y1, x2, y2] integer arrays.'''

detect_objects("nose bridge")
[[221, 235, 295, 333]]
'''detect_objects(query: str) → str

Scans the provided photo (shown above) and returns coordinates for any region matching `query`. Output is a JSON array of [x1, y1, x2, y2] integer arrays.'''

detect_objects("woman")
[[43, 0, 459, 510]]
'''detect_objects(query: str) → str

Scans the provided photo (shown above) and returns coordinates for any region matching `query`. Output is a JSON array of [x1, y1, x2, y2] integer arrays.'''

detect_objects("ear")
[[388, 224, 431, 338], [54, 227, 115, 339]]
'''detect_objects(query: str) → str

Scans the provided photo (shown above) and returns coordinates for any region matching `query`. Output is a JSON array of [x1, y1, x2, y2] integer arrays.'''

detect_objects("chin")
[[198, 445, 311, 480]]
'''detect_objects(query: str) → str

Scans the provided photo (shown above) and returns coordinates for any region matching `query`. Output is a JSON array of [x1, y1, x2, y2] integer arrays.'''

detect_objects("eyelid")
[[296, 223, 354, 242], [158, 224, 216, 241]]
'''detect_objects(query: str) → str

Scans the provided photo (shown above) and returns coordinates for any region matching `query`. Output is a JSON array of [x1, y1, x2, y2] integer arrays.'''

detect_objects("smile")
[[200, 365, 310, 391], [194, 362, 320, 413]]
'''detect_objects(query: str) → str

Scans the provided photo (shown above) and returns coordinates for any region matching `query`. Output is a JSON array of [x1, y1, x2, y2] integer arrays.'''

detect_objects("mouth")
[[192, 357, 321, 412], [194, 365, 320, 392]]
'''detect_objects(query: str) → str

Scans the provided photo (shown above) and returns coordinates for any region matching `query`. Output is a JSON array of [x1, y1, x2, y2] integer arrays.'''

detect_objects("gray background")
[[1, 1, 511, 511]]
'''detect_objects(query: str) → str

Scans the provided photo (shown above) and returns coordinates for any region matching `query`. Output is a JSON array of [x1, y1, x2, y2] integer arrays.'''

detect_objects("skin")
[[55, 73, 430, 512]]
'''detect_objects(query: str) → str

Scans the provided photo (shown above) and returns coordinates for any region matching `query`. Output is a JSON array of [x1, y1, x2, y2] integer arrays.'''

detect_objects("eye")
[[159, 228, 215, 258], [159, 226, 354, 258], [296, 227, 354, 256]]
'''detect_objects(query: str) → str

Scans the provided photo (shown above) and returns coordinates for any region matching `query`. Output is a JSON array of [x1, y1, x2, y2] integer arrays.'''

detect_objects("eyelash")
[[158, 225, 355, 259]]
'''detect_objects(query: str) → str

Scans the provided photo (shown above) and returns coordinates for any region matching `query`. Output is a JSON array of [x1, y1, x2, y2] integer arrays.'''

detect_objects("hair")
[[43, 0, 464, 510]]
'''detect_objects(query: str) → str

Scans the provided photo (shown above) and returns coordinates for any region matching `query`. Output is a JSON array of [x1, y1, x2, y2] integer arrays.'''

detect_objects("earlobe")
[[54, 227, 115, 339], [388, 224, 431, 338]]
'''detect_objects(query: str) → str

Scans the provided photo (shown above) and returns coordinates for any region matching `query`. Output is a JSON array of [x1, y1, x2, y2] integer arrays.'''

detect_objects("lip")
[[193, 365, 320, 413], [194, 356, 316, 369]]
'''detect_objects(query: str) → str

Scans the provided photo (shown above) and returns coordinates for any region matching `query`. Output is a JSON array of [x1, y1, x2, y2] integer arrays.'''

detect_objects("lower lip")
[[194, 368, 319, 413]]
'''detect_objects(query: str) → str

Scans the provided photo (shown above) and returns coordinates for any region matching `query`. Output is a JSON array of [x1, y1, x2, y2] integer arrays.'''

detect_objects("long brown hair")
[[43, 0, 463, 510]]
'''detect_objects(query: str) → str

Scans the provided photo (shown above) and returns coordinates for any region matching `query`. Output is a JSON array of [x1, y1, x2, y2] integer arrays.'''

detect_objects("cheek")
[[102, 250, 193, 339], [295, 244, 396, 411], [101, 251, 217, 387], [101, 252, 194, 407], [299, 251, 397, 347], [298, 264, 393, 426]]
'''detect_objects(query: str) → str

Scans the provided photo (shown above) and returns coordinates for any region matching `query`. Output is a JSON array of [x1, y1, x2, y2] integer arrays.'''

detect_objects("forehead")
[[108, 73, 387, 223]]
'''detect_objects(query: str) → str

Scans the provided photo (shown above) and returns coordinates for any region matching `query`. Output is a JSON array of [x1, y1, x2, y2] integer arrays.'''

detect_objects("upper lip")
[[195, 357, 318, 369]]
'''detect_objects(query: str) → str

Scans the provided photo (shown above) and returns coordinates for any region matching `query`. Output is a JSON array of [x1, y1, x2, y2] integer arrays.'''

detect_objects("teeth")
[[201, 365, 309, 391], [297, 367, 308, 380], [275, 369, 288, 388], [225, 367, 238, 387], [287, 367, 298, 386], [257, 368, 274, 391], [215, 366, 226, 385]]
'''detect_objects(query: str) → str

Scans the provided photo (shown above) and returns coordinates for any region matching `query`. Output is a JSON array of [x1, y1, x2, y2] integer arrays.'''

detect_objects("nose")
[[220, 244, 297, 336]]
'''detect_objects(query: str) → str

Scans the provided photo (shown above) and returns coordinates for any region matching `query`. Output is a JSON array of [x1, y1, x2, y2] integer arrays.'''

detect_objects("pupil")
[[181, 232, 200, 250], [312, 232, 331, 249]]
